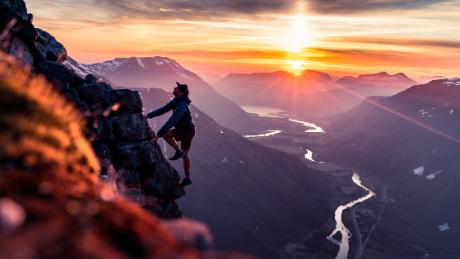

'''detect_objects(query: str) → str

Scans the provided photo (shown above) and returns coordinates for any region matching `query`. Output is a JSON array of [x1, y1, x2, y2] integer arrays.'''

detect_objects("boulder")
[[111, 113, 154, 141], [143, 197, 183, 219], [6, 37, 34, 65], [11, 18, 37, 43], [35, 28, 67, 62], [36, 60, 78, 86], [92, 117, 114, 141], [91, 142, 114, 178], [140, 163, 184, 200], [85, 74, 97, 84], [91, 141, 112, 161], [61, 87, 90, 113], [115, 168, 143, 202], [110, 89, 143, 115], [74, 82, 112, 111], [33, 41, 48, 62], [114, 143, 142, 168], [116, 168, 141, 187], [0, 0, 28, 21], [114, 140, 162, 168]]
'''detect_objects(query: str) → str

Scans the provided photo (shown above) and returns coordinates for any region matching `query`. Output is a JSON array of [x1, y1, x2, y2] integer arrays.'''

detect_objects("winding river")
[[244, 130, 283, 138], [241, 106, 375, 258], [289, 118, 325, 133], [327, 173, 376, 259]]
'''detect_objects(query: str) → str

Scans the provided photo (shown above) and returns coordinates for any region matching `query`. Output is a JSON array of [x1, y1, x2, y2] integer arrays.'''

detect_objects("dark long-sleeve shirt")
[[147, 96, 195, 137]]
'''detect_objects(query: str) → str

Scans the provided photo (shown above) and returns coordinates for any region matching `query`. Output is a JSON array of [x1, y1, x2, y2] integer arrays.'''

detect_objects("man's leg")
[[180, 148, 192, 187], [162, 130, 184, 160], [179, 131, 194, 187], [182, 148, 191, 176], [162, 130, 179, 151]]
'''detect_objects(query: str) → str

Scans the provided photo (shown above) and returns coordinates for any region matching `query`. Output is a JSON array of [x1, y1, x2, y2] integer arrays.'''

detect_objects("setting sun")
[[287, 60, 307, 76]]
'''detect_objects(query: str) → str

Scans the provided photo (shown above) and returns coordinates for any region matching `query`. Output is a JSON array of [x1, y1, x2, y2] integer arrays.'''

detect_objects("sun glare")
[[287, 60, 307, 76], [287, 15, 311, 53], [283, 2, 312, 76]]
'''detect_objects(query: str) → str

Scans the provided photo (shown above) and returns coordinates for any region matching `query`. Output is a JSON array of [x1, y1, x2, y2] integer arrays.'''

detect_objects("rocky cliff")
[[0, 52, 254, 259], [0, 0, 260, 257], [0, 0, 185, 218]]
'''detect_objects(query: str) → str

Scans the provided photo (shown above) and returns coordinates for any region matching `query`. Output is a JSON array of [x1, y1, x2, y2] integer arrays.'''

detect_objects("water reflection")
[[244, 130, 282, 138], [327, 173, 376, 259], [289, 119, 325, 133]]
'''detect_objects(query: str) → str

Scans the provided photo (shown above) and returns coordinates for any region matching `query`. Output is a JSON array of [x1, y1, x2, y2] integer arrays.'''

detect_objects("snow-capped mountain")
[[87, 57, 199, 81], [337, 72, 417, 90], [65, 56, 199, 83], [64, 57, 95, 78], [65, 57, 258, 133]]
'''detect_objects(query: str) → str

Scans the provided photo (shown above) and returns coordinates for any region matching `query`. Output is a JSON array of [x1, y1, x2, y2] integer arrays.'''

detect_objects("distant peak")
[[358, 72, 389, 78]]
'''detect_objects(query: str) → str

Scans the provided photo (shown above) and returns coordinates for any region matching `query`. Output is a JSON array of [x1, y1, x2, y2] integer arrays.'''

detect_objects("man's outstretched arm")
[[146, 100, 175, 118], [156, 102, 187, 137]]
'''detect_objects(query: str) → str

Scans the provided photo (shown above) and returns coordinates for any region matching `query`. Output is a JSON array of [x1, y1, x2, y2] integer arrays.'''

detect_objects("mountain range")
[[64, 57, 257, 133], [337, 72, 417, 90], [214, 70, 418, 118]]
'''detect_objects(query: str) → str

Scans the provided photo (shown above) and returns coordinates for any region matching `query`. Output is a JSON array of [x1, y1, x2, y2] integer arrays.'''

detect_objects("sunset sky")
[[28, 0, 460, 79]]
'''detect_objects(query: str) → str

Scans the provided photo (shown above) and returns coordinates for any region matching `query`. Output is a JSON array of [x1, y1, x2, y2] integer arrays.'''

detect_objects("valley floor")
[[242, 113, 428, 259]]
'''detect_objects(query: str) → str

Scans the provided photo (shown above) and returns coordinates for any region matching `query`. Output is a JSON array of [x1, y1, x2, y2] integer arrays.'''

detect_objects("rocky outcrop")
[[35, 28, 67, 63], [0, 55, 253, 259], [0, 0, 184, 218]]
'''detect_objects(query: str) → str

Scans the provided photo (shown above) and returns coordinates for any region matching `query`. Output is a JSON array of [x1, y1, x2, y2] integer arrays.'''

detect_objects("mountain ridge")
[[337, 71, 417, 89], [65, 56, 259, 134]]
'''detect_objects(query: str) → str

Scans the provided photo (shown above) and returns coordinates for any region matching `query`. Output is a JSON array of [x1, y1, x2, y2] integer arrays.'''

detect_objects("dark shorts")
[[171, 128, 195, 150]]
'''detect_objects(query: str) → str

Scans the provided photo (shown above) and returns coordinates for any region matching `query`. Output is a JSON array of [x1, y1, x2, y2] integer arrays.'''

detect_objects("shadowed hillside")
[[325, 79, 460, 258], [138, 88, 334, 258]]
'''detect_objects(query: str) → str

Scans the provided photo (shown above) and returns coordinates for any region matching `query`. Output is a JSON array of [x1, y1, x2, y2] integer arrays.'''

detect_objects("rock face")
[[35, 28, 67, 62], [0, 0, 184, 218], [0, 55, 252, 259], [0, 0, 28, 21]]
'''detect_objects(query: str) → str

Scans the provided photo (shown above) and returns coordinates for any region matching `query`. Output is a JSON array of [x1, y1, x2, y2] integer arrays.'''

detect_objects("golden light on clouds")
[[28, 0, 460, 78]]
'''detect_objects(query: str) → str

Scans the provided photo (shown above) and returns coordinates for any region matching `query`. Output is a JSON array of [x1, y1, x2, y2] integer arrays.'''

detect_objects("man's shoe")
[[180, 176, 192, 187], [169, 150, 185, 160]]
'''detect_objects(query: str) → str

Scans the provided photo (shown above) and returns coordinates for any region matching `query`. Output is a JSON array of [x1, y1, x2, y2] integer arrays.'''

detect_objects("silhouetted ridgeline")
[[0, 0, 254, 258]]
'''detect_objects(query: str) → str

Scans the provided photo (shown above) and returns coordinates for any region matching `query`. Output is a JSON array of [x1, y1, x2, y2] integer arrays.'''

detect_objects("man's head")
[[173, 82, 189, 98]]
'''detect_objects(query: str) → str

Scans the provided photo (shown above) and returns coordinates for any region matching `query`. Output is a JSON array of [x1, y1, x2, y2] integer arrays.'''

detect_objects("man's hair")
[[176, 82, 189, 96]]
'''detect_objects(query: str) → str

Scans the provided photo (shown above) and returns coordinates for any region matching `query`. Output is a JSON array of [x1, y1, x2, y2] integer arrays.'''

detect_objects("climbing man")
[[147, 82, 196, 187]]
